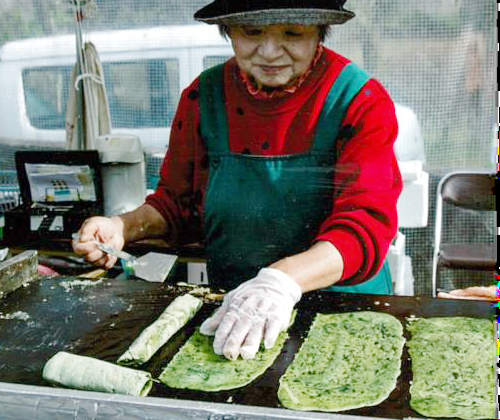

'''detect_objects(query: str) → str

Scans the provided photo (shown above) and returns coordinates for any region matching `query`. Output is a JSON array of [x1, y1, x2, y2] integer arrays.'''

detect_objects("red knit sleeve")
[[315, 78, 402, 284], [145, 78, 207, 246]]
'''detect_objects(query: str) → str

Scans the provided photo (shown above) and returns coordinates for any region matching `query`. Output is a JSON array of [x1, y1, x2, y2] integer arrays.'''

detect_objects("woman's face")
[[229, 24, 320, 89]]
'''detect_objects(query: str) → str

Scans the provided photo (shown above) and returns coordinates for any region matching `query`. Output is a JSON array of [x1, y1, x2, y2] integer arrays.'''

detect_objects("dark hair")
[[218, 24, 331, 42]]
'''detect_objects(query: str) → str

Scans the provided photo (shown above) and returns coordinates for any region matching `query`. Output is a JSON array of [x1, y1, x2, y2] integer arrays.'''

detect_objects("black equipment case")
[[3, 150, 103, 243]]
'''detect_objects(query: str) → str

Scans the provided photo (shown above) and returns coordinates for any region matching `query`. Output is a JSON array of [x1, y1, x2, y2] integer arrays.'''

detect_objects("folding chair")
[[431, 171, 496, 297]]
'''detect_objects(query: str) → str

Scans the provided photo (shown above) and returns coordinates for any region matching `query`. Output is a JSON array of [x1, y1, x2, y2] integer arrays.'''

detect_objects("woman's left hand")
[[199, 268, 302, 361]]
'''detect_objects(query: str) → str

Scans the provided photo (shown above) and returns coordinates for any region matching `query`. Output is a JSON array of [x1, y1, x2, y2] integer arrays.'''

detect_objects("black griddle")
[[0, 275, 495, 420]]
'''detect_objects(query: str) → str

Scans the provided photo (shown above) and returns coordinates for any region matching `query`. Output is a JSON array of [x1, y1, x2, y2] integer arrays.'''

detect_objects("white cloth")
[[200, 268, 302, 361], [66, 41, 111, 150]]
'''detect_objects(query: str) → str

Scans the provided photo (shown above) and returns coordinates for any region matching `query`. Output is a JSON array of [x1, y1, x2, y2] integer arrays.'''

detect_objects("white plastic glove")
[[199, 268, 302, 361]]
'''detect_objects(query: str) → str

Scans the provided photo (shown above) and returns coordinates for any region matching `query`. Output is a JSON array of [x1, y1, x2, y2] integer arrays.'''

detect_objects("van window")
[[104, 59, 179, 128], [23, 66, 72, 130], [203, 55, 232, 70], [23, 58, 179, 131]]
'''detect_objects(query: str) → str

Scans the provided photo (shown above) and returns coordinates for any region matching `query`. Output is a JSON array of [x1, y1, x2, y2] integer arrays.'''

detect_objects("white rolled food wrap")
[[43, 351, 153, 396], [117, 293, 203, 366]]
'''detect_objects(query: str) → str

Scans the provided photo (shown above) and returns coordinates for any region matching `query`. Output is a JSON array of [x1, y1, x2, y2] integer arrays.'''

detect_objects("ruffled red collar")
[[239, 44, 324, 99]]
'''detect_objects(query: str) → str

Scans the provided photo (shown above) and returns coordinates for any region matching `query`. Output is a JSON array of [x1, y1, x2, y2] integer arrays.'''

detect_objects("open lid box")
[[14, 150, 103, 212]]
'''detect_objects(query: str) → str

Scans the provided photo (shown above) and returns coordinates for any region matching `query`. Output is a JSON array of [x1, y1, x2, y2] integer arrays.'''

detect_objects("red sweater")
[[146, 47, 402, 285]]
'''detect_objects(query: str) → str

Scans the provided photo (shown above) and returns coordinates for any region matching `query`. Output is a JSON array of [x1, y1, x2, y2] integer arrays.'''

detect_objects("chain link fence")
[[0, 0, 496, 294]]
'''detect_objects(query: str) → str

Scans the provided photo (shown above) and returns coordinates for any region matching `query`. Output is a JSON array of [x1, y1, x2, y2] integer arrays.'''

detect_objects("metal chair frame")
[[431, 170, 496, 297]]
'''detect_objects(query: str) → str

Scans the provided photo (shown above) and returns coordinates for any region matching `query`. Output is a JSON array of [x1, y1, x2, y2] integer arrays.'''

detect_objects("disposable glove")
[[199, 267, 302, 361]]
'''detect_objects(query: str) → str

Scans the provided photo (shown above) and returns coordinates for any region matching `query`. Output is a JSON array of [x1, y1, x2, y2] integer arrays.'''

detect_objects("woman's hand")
[[72, 216, 125, 269], [199, 268, 302, 361], [72, 204, 168, 269]]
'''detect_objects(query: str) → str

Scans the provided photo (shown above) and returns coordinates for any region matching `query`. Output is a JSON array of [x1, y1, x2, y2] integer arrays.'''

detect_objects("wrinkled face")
[[229, 24, 320, 89]]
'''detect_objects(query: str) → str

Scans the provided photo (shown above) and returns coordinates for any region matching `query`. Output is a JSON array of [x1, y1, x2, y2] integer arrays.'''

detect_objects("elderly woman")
[[73, 0, 402, 361]]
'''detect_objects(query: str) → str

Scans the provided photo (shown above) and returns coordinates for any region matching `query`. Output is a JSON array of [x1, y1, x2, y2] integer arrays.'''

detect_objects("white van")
[[0, 24, 233, 159]]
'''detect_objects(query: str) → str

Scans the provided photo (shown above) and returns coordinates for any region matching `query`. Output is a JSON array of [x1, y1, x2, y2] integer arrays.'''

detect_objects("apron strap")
[[312, 62, 371, 153], [199, 62, 371, 155], [198, 63, 229, 155], [311, 63, 393, 294]]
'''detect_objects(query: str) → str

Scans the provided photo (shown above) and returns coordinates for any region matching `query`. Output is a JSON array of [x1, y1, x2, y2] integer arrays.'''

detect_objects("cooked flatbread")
[[437, 286, 497, 301], [117, 294, 203, 366], [43, 351, 152, 396], [407, 317, 496, 419], [158, 327, 289, 391], [278, 311, 405, 412]]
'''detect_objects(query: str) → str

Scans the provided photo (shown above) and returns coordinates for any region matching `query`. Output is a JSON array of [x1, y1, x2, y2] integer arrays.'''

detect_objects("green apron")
[[198, 63, 392, 295]]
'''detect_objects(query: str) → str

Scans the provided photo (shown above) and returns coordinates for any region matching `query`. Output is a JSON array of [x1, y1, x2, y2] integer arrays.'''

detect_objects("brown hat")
[[194, 0, 355, 26]]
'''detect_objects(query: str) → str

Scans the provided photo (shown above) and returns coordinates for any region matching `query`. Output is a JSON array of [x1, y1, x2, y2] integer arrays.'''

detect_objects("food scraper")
[[72, 234, 177, 283]]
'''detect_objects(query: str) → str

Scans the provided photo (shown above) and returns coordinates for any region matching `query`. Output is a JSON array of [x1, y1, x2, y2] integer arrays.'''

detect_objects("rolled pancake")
[[43, 351, 152, 396], [407, 317, 496, 419], [118, 294, 203, 366], [159, 327, 291, 392], [278, 311, 405, 412]]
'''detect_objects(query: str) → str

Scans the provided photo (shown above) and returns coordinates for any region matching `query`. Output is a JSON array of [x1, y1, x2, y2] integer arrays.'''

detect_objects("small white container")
[[96, 134, 146, 216]]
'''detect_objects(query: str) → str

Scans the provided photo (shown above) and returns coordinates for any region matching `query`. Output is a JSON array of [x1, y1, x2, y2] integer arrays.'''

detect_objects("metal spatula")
[[72, 234, 177, 283]]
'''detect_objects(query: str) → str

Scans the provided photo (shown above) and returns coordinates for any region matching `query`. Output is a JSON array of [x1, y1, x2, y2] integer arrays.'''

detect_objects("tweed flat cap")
[[194, 0, 355, 26]]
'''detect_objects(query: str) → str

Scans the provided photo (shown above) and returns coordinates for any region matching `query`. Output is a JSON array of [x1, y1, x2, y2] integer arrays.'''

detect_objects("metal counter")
[[0, 382, 398, 420], [0, 273, 495, 420]]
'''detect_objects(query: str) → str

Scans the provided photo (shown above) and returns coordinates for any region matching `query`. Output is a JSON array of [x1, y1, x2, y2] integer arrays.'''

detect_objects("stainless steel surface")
[[0, 249, 38, 298], [97, 241, 136, 262], [133, 252, 178, 283], [0, 381, 397, 420]]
